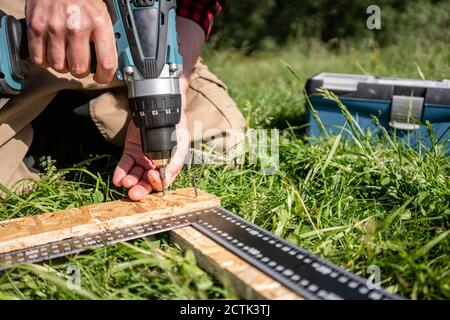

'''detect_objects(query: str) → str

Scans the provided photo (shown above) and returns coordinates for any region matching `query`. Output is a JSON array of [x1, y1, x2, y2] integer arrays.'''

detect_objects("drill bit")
[[191, 175, 198, 198], [160, 165, 166, 197], [150, 158, 169, 197]]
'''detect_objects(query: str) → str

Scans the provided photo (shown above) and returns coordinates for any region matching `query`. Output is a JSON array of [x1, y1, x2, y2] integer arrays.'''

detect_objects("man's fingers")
[[163, 152, 185, 187], [122, 166, 145, 189], [147, 169, 163, 192], [92, 16, 117, 84], [128, 177, 153, 201], [28, 33, 48, 68], [27, 14, 48, 68], [163, 162, 183, 187], [46, 22, 68, 73], [163, 131, 189, 186], [113, 153, 135, 186], [66, 29, 91, 78]]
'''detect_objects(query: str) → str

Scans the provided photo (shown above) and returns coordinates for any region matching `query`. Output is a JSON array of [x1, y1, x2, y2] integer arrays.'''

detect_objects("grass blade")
[[413, 229, 450, 260]]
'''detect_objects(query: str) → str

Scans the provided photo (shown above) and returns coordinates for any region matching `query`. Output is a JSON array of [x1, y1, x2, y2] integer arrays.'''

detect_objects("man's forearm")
[[176, 16, 206, 94]]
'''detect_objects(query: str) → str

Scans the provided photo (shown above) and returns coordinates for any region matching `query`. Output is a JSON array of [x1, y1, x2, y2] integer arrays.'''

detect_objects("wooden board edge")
[[170, 226, 302, 300]]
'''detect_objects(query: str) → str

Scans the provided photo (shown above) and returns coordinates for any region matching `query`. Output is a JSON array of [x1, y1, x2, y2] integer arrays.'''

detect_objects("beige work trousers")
[[0, 1, 246, 189]]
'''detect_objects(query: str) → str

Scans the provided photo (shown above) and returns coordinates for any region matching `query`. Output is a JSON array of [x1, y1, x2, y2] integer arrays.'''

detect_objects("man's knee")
[[88, 87, 130, 147], [186, 59, 247, 151], [0, 125, 39, 190]]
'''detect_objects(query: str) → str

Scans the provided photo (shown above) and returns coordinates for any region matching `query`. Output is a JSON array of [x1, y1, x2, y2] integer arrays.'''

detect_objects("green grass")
[[0, 40, 449, 300]]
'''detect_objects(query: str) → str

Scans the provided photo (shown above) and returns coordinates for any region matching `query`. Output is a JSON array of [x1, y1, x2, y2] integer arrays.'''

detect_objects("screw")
[[191, 176, 198, 198]]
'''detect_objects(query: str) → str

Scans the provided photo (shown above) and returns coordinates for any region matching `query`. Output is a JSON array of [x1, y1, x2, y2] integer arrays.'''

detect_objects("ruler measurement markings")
[[0, 212, 193, 270], [192, 208, 399, 300]]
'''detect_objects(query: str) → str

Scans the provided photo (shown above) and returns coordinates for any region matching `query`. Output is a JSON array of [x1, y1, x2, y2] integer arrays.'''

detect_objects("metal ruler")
[[0, 207, 403, 300]]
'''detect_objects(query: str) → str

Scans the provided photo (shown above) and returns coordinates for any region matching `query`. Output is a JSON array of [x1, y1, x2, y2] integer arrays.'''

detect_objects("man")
[[0, 0, 246, 201]]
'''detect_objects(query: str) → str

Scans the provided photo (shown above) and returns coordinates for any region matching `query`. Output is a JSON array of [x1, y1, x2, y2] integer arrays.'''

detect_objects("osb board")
[[0, 188, 219, 254]]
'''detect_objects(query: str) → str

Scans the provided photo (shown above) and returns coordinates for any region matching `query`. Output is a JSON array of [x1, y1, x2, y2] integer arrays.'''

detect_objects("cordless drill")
[[0, 0, 183, 195]]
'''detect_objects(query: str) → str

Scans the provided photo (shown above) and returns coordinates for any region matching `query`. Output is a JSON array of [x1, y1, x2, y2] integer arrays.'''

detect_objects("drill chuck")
[[128, 93, 182, 128], [141, 126, 175, 164], [129, 91, 182, 162]]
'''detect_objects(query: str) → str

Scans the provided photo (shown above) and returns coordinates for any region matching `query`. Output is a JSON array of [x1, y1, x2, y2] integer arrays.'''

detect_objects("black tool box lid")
[[305, 73, 450, 106]]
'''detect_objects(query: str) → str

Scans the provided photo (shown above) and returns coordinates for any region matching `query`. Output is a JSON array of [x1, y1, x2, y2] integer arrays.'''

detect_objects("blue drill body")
[[110, 0, 182, 71]]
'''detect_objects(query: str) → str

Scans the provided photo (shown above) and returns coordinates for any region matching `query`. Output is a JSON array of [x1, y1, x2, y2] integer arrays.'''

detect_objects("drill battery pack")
[[305, 73, 450, 151]]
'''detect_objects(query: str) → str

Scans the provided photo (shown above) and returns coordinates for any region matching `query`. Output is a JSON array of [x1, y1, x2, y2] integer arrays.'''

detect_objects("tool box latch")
[[389, 95, 424, 130]]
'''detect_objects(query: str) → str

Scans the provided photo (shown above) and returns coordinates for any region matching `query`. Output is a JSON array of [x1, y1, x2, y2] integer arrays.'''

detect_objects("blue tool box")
[[305, 73, 450, 151]]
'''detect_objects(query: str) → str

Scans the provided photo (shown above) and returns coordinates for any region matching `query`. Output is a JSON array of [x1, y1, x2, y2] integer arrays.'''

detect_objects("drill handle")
[[103, 0, 182, 79], [14, 19, 28, 61], [3, 14, 29, 80], [0, 11, 28, 98]]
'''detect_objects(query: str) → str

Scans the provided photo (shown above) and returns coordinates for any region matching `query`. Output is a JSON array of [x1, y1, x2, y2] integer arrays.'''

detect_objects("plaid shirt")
[[177, 0, 225, 39]]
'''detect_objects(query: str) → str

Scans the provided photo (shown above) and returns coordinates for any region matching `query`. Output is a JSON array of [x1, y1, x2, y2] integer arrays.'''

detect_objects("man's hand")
[[25, 0, 117, 83], [112, 110, 190, 201]]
